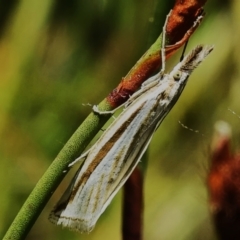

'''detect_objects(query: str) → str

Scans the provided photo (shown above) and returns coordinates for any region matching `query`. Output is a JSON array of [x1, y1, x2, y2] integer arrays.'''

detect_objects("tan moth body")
[[49, 44, 214, 233]]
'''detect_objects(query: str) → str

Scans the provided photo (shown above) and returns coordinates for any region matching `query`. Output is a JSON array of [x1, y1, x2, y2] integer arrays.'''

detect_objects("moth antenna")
[[180, 40, 189, 62], [179, 120, 205, 137], [228, 108, 240, 119], [82, 103, 92, 107]]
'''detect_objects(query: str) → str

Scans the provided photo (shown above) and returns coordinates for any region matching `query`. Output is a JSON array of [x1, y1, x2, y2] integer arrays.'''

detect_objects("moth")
[[49, 13, 214, 233]]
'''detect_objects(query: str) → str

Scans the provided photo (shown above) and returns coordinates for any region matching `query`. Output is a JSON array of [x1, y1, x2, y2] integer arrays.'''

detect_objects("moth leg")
[[92, 104, 124, 115], [124, 86, 149, 107], [92, 105, 115, 115], [159, 10, 172, 77], [141, 74, 160, 87], [125, 75, 162, 107], [68, 147, 92, 167]]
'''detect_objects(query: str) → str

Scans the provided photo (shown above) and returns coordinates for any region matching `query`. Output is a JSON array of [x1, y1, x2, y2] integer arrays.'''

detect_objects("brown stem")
[[208, 122, 240, 240], [122, 167, 144, 240]]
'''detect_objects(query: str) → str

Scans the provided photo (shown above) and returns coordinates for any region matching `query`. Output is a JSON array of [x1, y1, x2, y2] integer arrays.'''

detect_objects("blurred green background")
[[0, 0, 239, 239]]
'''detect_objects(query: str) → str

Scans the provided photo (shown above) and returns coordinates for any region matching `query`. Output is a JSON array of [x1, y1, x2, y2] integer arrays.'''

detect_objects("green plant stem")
[[3, 100, 111, 240]]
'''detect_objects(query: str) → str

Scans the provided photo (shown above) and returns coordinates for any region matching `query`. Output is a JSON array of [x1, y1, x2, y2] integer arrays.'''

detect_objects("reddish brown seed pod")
[[208, 121, 240, 240]]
